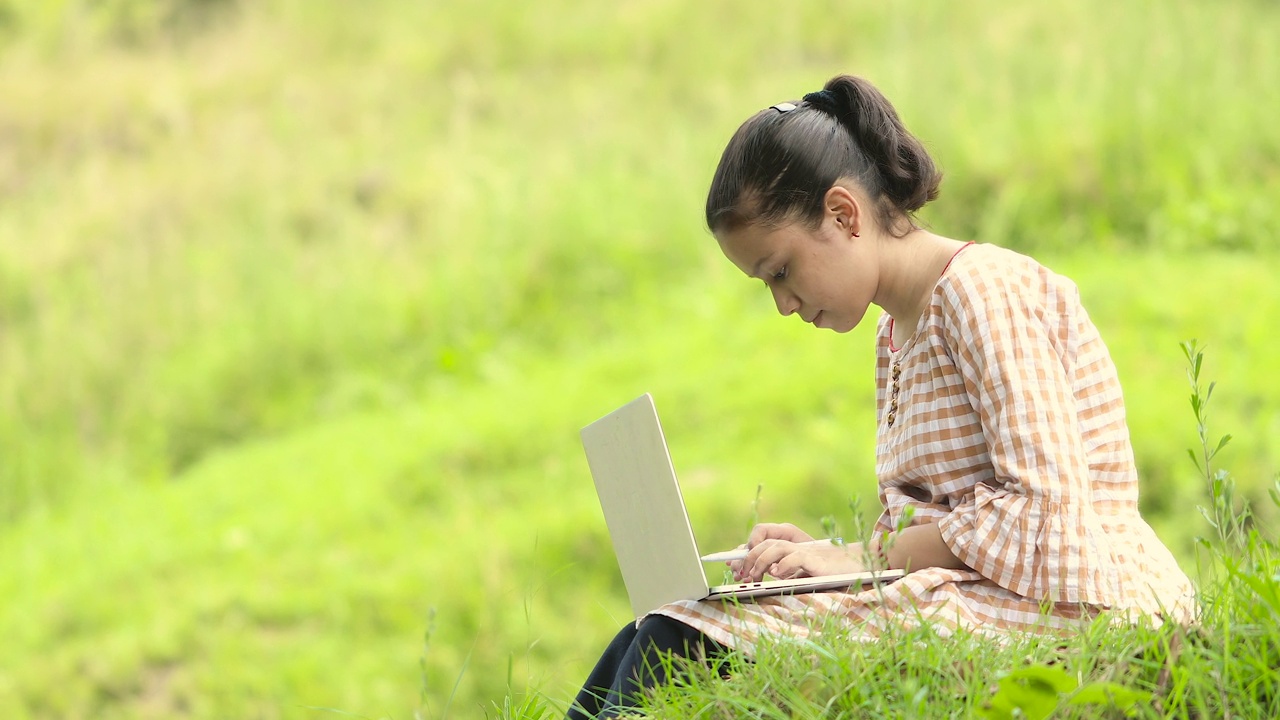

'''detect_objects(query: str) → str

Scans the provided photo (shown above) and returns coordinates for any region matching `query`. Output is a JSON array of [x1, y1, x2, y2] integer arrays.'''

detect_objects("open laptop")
[[580, 393, 904, 617]]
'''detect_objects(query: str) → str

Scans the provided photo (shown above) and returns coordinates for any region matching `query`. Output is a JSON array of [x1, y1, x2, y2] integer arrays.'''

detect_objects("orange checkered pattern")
[[652, 244, 1194, 655]]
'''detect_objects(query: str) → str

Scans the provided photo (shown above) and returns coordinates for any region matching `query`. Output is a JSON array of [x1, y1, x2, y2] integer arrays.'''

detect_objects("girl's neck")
[[875, 229, 967, 341]]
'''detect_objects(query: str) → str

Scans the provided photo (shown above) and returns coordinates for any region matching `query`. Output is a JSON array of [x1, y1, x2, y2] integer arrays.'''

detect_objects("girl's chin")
[[829, 313, 866, 333], [814, 314, 850, 333]]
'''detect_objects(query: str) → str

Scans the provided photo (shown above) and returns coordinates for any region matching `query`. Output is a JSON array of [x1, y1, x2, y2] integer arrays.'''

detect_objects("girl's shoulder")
[[935, 243, 1081, 317], [941, 242, 1049, 288]]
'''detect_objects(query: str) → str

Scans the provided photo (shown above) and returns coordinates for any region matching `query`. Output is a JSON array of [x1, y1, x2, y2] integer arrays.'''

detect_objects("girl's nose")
[[771, 285, 799, 317]]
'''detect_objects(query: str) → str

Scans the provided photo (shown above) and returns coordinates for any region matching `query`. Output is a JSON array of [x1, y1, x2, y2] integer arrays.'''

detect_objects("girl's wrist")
[[869, 531, 893, 570]]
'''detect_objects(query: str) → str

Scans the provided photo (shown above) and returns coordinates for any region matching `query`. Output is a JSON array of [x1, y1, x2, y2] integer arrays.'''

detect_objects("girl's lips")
[[811, 311, 824, 327]]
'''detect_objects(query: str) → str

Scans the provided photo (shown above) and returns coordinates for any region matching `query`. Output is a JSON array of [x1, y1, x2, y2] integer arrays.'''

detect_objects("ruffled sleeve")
[[932, 265, 1122, 606]]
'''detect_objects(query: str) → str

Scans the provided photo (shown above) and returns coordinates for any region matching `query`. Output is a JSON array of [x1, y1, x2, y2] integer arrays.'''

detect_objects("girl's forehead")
[[716, 223, 806, 277], [719, 221, 805, 250]]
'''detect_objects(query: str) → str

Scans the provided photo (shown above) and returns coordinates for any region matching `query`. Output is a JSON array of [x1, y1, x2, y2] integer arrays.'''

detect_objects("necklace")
[[885, 241, 974, 429], [887, 361, 902, 427]]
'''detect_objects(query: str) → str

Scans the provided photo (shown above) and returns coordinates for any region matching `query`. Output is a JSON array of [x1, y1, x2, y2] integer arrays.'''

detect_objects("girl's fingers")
[[734, 524, 819, 579], [770, 551, 817, 580], [739, 540, 796, 582], [725, 544, 750, 574], [746, 522, 812, 549]]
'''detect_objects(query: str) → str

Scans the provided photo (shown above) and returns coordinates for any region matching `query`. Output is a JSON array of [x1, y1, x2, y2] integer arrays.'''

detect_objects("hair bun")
[[802, 90, 841, 117], [822, 75, 941, 215]]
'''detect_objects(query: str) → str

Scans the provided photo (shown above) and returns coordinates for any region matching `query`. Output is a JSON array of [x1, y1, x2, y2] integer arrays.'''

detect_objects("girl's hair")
[[705, 74, 941, 236]]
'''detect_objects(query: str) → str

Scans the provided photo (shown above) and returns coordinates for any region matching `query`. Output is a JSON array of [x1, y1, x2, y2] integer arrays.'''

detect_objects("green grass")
[[583, 558, 1280, 719], [1, 0, 1279, 717]]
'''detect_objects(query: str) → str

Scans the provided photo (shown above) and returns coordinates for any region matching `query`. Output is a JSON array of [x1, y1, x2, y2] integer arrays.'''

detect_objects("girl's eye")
[[772, 266, 787, 281]]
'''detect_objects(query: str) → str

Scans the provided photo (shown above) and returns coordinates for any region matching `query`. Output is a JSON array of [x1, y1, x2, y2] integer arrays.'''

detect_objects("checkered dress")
[[651, 243, 1195, 655]]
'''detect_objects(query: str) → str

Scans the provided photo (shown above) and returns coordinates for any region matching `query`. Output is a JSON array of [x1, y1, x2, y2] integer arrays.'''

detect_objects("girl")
[[567, 74, 1194, 719]]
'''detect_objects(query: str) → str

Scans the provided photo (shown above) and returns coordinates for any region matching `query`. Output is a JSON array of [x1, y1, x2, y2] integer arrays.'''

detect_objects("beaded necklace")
[[885, 242, 974, 428]]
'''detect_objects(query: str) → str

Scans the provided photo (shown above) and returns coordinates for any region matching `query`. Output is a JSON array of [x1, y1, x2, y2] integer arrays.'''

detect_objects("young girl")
[[566, 74, 1195, 719]]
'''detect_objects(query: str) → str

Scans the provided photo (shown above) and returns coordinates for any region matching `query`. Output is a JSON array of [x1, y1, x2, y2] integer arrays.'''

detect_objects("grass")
[[1, 0, 1278, 717], [619, 580, 1280, 719]]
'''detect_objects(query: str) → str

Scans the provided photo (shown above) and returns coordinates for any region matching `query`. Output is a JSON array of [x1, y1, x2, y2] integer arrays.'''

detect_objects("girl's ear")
[[823, 185, 864, 239]]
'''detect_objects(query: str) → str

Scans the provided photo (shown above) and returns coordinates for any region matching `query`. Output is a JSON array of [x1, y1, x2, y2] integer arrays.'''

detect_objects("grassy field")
[[2, 0, 1279, 717]]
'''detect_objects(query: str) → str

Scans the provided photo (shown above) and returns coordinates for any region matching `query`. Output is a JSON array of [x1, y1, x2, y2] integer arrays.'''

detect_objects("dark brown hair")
[[705, 75, 941, 236]]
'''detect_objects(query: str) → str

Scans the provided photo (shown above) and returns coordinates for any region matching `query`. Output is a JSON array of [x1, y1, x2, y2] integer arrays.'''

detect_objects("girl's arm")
[[731, 522, 969, 581], [877, 523, 970, 571]]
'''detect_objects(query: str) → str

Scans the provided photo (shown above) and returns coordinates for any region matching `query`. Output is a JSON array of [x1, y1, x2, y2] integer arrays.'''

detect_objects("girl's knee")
[[634, 616, 698, 656]]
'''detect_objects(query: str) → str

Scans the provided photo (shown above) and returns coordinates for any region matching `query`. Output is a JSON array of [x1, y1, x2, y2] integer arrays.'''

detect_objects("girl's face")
[[716, 210, 879, 333]]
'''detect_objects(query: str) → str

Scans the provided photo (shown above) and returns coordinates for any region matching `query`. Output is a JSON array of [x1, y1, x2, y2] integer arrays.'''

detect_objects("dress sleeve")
[[932, 270, 1121, 606]]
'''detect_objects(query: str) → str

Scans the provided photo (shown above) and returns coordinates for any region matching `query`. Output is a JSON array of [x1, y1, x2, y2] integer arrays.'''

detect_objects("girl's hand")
[[728, 523, 813, 581], [732, 539, 869, 582], [745, 522, 813, 548]]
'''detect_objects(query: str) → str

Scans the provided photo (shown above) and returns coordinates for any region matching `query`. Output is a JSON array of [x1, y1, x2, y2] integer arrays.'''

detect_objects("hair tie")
[[768, 102, 797, 113], [802, 89, 840, 116]]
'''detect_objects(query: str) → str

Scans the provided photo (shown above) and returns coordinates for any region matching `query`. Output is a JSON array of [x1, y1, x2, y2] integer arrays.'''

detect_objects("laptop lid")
[[580, 393, 712, 617]]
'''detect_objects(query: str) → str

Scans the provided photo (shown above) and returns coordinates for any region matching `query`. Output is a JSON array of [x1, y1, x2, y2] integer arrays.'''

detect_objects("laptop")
[[580, 393, 905, 617]]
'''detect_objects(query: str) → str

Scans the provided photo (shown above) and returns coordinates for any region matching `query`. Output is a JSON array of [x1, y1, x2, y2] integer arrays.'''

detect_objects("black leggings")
[[566, 615, 726, 719]]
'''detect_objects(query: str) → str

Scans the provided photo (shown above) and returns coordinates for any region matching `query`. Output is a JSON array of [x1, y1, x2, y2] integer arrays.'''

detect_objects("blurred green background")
[[2, 0, 1278, 717]]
